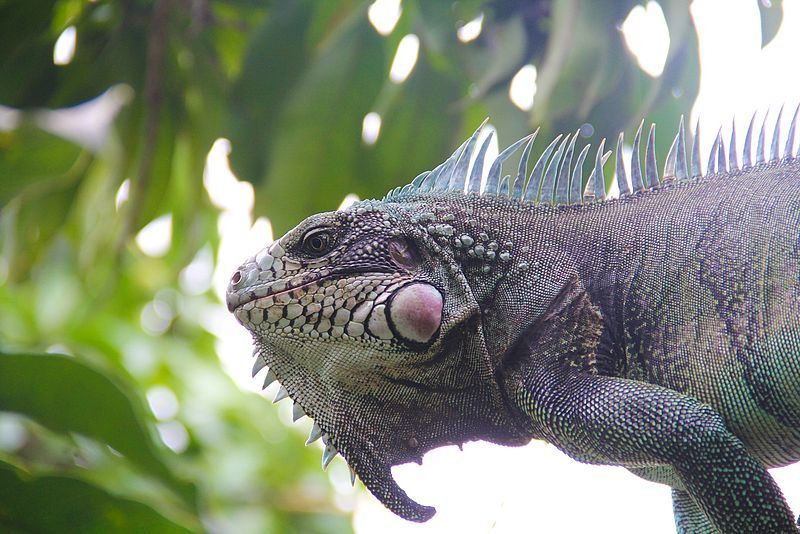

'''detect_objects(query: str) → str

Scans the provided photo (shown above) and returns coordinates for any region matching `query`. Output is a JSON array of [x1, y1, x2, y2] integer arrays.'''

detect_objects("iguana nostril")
[[231, 271, 242, 285]]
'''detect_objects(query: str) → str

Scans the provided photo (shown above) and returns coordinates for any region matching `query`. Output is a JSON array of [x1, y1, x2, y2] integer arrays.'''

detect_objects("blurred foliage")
[[0, 0, 784, 532]]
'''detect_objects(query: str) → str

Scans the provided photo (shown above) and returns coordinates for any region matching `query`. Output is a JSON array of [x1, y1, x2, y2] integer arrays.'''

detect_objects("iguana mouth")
[[231, 277, 324, 311], [227, 265, 396, 312], [228, 273, 330, 312]]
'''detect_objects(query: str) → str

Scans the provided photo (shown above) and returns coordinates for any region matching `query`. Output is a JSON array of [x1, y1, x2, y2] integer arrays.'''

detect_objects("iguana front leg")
[[513, 368, 796, 533]]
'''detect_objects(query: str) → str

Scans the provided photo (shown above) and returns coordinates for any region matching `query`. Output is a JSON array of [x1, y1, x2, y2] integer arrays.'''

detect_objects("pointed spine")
[[410, 171, 429, 188], [662, 115, 687, 182], [728, 120, 738, 171], [663, 133, 678, 181], [449, 120, 486, 191], [645, 124, 658, 187], [306, 422, 323, 445], [262, 369, 277, 389], [757, 111, 768, 165], [418, 166, 439, 191], [513, 130, 537, 199], [322, 443, 338, 470], [426, 162, 446, 191], [676, 116, 688, 180], [467, 132, 494, 194], [615, 132, 630, 196], [446, 141, 472, 193], [570, 144, 591, 203], [743, 111, 757, 168], [785, 104, 799, 160], [663, 116, 687, 181], [433, 142, 465, 191], [252, 352, 267, 376], [630, 121, 644, 192], [716, 131, 727, 173], [691, 120, 702, 178], [555, 132, 579, 204], [770, 105, 783, 163], [540, 136, 569, 203], [584, 139, 607, 201], [707, 129, 721, 175], [524, 134, 562, 202], [273, 385, 289, 403], [499, 175, 510, 197], [292, 402, 305, 422], [511, 171, 524, 199]]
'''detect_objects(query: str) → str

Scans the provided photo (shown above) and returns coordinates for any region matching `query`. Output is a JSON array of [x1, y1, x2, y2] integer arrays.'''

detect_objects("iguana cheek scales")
[[228, 108, 800, 532]]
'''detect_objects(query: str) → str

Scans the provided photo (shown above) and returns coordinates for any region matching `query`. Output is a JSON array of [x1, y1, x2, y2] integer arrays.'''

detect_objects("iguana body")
[[227, 113, 800, 533]]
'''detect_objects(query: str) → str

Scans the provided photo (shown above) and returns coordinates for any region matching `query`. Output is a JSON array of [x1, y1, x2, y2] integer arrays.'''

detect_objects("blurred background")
[[1, 0, 799, 532]]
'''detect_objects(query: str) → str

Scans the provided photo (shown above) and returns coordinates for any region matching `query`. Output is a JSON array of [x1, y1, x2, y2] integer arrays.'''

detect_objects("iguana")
[[226, 110, 800, 533]]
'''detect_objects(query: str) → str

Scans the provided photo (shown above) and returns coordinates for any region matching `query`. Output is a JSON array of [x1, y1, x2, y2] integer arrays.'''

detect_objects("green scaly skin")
[[227, 127, 800, 532]]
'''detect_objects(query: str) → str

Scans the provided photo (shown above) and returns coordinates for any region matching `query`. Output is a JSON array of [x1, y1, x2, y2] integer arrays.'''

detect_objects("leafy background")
[[0, 0, 792, 532]]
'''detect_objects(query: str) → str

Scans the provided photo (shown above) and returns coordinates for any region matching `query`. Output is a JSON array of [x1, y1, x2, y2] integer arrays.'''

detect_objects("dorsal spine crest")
[[383, 105, 800, 208]]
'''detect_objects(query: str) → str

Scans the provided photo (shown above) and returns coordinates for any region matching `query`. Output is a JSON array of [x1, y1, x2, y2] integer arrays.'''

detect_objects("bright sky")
[[196, 1, 800, 532]]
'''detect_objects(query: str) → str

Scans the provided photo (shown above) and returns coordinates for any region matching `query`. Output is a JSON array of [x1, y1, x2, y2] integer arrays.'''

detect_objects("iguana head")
[[226, 196, 532, 521]]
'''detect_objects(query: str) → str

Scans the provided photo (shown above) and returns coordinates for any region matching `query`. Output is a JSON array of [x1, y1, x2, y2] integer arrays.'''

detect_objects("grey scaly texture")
[[227, 107, 800, 533]]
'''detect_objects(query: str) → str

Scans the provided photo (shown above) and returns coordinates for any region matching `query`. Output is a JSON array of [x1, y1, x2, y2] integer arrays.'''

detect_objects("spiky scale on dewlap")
[[227, 107, 800, 532]]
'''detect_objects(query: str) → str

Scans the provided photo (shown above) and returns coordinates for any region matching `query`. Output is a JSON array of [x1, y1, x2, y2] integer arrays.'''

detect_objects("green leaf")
[[0, 122, 86, 206], [0, 459, 193, 533], [4, 180, 80, 283], [227, 1, 316, 184], [532, 0, 640, 129], [0, 0, 60, 107], [255, 8, 385, 233], [0, 353, 195, 508], [468, 15, 527, 100], [359, 56, 462, 198]]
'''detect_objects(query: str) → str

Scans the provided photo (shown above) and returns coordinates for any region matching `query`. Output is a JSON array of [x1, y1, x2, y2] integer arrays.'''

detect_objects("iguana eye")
[[302, 228, 333, 256]]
